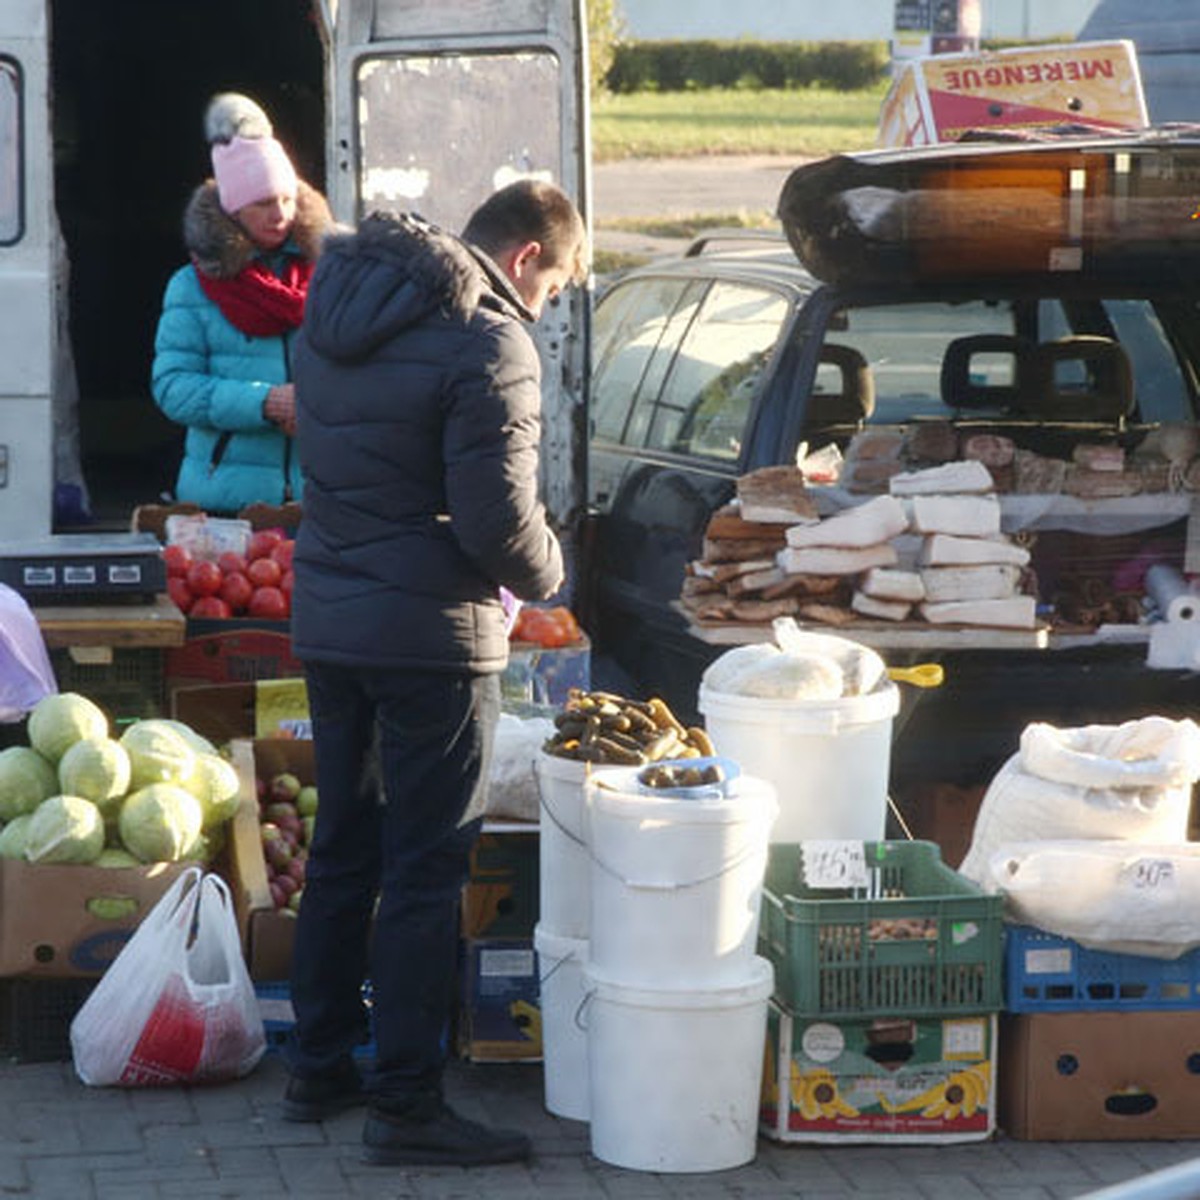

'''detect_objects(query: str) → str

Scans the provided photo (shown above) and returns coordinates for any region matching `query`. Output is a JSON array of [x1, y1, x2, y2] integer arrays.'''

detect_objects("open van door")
[[0, 0, 53, 539], [328, 0, 592, 556]]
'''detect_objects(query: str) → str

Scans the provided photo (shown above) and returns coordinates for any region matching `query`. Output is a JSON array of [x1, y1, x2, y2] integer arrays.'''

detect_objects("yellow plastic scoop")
[[887, 663, 944, 688]]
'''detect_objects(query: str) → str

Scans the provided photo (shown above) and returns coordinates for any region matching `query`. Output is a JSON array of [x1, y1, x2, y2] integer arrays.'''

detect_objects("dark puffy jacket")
[[290, 212, 563, 674]]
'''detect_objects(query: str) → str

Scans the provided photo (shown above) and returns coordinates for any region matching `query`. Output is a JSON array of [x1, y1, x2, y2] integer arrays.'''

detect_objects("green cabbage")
[[93, 846, 141, 868], [118, 783, 203, 863], [58, 737, 131, 815], [0, 746, 58, 820], [24, 795, 106, 864], [182, 752, 242, 828], [155, 719, 218, 757], [27, 692, 109, 764], [119, 721, 197, 791], [0, 814, 33, 860]]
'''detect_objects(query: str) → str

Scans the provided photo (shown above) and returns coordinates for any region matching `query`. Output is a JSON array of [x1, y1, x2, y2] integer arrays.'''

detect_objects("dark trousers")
[[287, 661, 500, 1102]]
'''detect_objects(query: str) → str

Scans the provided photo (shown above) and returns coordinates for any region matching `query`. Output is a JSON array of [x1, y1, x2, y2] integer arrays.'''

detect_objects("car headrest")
[[808, 343, 875, 426], [1021, 336, 1134, 422], [940, 334, 1033, 412]]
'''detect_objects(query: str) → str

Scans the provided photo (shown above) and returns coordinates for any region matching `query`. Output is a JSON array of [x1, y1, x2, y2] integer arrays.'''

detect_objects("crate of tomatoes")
[[503, 605, 589, 709]]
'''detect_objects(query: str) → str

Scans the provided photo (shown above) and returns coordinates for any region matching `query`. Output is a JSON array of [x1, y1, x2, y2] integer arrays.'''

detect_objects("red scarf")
[[193, 257, 314, 336]]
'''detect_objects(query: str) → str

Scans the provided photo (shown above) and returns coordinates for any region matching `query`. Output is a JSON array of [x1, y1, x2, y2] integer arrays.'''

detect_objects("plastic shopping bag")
[[0, 584, 56, 722], [70, 866, 265, 1087]]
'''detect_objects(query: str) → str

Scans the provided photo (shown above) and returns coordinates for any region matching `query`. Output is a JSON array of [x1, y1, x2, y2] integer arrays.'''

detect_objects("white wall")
[[618, 0, 1102, 42]]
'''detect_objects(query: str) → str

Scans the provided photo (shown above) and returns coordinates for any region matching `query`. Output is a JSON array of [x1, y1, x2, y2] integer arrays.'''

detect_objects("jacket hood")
[[184, 178, 335, 278], [300, 211, 534, 363]]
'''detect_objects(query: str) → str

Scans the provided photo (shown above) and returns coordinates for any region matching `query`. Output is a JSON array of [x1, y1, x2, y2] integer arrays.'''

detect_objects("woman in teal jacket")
[[152, 93, 334, 514]]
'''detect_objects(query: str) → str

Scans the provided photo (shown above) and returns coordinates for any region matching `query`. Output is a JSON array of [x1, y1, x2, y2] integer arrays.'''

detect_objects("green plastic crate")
[[759, 840, 1003, 1019]]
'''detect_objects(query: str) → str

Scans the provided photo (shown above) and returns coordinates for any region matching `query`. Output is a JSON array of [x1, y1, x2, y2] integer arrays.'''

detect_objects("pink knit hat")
[[211, 135, 297, 214], [204, 92, 298, 214]]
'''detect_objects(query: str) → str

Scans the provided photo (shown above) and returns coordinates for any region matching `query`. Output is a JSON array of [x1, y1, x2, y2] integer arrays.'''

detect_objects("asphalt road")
[[591, 153, 803, 257]]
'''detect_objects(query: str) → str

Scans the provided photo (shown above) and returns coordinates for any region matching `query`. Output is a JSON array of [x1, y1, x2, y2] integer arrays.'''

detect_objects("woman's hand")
[[263, 384, 296, 436]]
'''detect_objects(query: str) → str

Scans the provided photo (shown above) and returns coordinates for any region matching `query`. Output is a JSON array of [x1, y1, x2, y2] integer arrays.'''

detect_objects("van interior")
[[51, 0, 325, 528]]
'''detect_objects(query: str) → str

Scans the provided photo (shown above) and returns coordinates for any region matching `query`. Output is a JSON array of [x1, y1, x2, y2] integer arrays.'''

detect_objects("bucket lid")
[[588, 767, 778, 825], [583, 955, 774, 1009]]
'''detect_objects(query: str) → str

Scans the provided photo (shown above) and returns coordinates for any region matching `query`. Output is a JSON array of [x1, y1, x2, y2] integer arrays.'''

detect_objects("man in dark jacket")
[[281, 180, 587, 1166]]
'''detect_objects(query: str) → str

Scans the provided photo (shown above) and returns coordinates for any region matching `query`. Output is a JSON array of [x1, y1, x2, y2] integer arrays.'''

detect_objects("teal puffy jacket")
[[151, 180, 333, 513]]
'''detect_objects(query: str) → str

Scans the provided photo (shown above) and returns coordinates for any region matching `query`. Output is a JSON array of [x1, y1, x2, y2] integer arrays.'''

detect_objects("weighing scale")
[[0, 532, 166, 603]]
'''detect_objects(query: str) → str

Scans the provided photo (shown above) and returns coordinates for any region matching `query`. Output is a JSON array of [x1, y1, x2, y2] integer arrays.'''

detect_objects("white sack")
[[979, 840, 1200, 959], [959, 716, 1200, 886], [486, 713, 555, 822]]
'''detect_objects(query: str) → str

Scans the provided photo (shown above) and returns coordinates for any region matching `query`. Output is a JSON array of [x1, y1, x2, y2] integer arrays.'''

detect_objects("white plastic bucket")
[[586, 767, 777, 986], [535, 751, 590, 939], [584, 956, 773, 1173], [534, 923, 589, 1122], [698, 680, 899, 843]]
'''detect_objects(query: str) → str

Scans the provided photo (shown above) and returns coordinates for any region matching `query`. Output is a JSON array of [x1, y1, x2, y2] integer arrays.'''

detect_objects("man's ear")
[[503, 240, 542, 281]]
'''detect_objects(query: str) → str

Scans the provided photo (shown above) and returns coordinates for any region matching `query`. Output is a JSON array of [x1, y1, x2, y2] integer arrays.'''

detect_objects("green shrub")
[[603, 38, 888, 94]]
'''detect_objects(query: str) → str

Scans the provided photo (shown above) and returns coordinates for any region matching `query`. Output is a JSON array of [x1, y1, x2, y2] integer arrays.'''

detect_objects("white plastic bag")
[[70, 867, 265, 1086], [0, 584, 56, 722], [959, 716, 1200, 886], [486, 712, 555, 821], [979, 840, 1200, 959]]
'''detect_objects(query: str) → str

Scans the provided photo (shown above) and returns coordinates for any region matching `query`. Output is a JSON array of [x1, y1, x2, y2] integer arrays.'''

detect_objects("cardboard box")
[[999, 1011, 1200, 1140], [458, 937, 542, 1062], [170, 679, 311, 746], [225, 738, 314, 981], [877, 40, 1147, 148], [761, 1003, 997, 1143], [462, 832, 539, 939], [0, 859, 194, 978], [166, 620, 303, 687], [501, 636, 590, 709]]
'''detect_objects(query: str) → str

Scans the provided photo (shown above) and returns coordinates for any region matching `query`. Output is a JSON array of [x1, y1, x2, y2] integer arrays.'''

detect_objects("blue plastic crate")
[[255, 981, 376, 1060], [1004, 925, 1200, 1012]]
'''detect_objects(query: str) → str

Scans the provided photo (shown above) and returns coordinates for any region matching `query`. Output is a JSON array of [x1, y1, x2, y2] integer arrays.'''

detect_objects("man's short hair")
[[463, 179, 588, 284]]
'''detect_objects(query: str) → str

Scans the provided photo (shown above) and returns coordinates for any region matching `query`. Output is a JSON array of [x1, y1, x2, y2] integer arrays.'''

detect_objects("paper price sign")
[[801, 840, 869, 889], [1127, 858, 1175, 889]]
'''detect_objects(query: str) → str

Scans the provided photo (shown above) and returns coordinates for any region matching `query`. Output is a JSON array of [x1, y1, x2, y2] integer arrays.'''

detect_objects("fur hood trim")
[[184, 179, 334, 279]]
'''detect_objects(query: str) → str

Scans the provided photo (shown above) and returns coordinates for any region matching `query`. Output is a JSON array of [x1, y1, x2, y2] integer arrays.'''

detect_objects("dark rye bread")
[[735, 465, 818, 525]]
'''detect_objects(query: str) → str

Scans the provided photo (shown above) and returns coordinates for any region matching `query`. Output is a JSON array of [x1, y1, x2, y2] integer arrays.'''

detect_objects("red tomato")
[[280, 568, 295, 595], [270, 539, 295, 572], [247, 529, 285, 562], [219, 570, 254, 614], [246, 556, 283, 588], [217, 550, 247, 576], [166, 576, 193, 614], [186, 559, 223, 597], [190, 595, 232, 619], [249, 585, 289, 620], [162, 543, 192, 578]]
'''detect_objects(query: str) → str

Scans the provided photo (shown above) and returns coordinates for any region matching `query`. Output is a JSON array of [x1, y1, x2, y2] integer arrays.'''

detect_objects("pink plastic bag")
[[0, 584, 56, 722]]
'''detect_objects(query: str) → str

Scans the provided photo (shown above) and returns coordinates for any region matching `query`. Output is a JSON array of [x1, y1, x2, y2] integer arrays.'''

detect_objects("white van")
[[0, 0, 590, 540]]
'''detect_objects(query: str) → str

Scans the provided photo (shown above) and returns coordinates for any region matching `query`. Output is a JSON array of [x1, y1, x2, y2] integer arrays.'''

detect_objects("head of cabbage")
[[0, 813, 33, 860], [119, 721, 197, 791], [24, 794, 106, 864], [183, 752, 242, 828], [58, 737, 131, 815], [27, 692, 109, 764], [0, 745, 58, 821], [118, 783, 203, 863]]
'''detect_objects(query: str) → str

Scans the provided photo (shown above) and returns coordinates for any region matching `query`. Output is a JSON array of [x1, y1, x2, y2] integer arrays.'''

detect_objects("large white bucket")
[[534, 923, 589, 1122], [698, 681, 899, 843], [534, 751, 590, 939], [586, 768, 777, 986], [585, 956, 773, 1173]]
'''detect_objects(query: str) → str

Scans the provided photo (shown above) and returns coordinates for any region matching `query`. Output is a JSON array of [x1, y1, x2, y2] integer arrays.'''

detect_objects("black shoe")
[[282, 1059, 367, 1122], [362, 1097, 532, 1166]]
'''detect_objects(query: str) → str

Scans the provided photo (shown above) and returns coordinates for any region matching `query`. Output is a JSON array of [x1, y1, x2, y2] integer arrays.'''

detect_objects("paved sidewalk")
[[1, 1051, 1197, 1199]]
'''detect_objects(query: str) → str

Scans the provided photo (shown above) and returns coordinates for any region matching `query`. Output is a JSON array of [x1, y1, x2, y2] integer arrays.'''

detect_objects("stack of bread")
[[894, 460, 1037, 629]]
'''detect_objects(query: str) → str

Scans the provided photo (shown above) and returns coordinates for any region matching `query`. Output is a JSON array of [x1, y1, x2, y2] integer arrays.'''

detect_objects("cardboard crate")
[[760, 841, 1003, 1019], [165, 619, 303, 687], [501, 636, 590, 709], [761, 1002, 997, 1144], [226, 738, 314, 981], [170, 679, 311, 746], [458, 937, 542, 1062], [0, 859, 195, 978], [462, 832, 539, 939], [1004, 925, 1200, 1013], [999, 1011, 1200, 1140]]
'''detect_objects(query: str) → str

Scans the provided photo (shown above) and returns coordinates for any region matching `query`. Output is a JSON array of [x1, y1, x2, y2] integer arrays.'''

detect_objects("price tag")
[[1125, 858, 1175, 890], [801, 840, 869, 890]]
